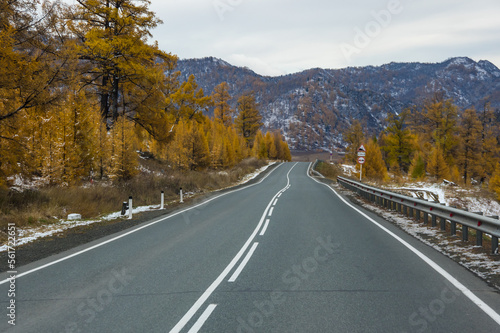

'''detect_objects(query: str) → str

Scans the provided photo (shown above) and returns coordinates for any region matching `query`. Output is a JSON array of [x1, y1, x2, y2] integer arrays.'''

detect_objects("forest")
[[0, 0, 291, 189], [342, 98, 500, 198]]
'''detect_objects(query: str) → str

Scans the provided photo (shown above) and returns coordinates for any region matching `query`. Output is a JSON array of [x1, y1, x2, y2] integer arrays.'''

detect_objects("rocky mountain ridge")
[[175, 57, 500, 150]]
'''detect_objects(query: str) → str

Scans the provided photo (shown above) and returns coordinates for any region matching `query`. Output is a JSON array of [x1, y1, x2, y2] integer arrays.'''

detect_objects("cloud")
[[148, 0, 500, 75], [226, 54, 285, 76]]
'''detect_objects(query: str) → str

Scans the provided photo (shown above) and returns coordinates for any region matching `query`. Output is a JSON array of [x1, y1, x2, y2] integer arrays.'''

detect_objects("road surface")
[[1, 162, 500, 332]]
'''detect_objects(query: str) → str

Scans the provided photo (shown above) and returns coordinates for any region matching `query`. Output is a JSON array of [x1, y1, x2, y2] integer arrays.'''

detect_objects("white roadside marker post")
[[128, 196, 133, 220], [180, 188, 184, 203], [161, 191, 165, 210]]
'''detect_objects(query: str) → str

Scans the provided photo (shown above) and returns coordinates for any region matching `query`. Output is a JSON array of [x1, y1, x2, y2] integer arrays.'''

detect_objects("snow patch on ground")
[[379, 181, 500, 217], [0, 205, 161, 252], [341, 164, 357, 177], [237, 162, 276, 185]]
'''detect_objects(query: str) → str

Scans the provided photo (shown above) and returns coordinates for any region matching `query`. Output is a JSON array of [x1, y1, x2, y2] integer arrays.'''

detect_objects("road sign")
[[358, 156, 366, 164], [358, 145, 366, 152], [357, 151, 366, 157]]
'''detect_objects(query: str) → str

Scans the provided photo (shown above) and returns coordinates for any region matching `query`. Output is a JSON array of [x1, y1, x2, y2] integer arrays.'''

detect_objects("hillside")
[[176, 57, 500, 150]]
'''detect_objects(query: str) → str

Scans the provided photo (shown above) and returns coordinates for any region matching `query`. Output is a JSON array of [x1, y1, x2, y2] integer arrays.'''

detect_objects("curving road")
[[1, 162, 500, 332]]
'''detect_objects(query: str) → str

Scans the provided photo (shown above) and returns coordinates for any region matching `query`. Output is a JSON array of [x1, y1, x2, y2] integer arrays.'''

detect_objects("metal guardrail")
[[336, 176, 500, 254]]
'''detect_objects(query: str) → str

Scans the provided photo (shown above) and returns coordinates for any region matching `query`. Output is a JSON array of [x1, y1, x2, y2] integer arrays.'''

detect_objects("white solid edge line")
[[228, 242, 260, 282], [169, 163, 297, 333], [0, 163, 285, 285], [306, 163, 500, 326], [260, 219, 270, 236], [186, 304, 218, 333]]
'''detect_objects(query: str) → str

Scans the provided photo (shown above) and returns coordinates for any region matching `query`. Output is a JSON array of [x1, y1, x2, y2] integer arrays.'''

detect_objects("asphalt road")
[[1, 162, 500, 332]]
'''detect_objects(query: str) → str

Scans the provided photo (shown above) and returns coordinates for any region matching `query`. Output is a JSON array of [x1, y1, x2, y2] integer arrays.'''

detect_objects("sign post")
[[357, 145, 366, 181]]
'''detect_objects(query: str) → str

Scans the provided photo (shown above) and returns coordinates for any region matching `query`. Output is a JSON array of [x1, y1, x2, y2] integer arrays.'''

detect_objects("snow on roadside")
[[0, 205, 160, 252], [1, 163, 275, 252], [380, 181, 500, 217], [237, 162, 276, 185]]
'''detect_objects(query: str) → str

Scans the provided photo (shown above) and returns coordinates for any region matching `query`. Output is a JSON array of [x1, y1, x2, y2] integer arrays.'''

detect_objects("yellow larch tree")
[[212, 82, 234, 127], [489, 163, 500, 200], [362, 140, 388, 181], [343, 120, 365, 164], [235, 94, 263, 148], [109, 115, 139, 180], [66, 0, 169, 127], [427, 147, 450, 181], [457, 108, 482, 185]]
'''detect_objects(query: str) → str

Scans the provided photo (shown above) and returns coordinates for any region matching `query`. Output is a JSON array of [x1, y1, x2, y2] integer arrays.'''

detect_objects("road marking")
[[187, 304, 217, 333], [169, 162, 298, 333], [260, 219, 270, 236], [306, 163, 500, 327], [228, 242, 259, 282], [277, 193, 282, 198], [268, 207, 274, 217], [0, 163, 285, 285], [273, 198, 278, 206]]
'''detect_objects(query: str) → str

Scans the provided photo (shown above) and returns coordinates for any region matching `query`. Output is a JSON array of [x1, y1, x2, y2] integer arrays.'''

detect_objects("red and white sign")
[[358, 156, 366, 164], [358, 145, 366, 152]]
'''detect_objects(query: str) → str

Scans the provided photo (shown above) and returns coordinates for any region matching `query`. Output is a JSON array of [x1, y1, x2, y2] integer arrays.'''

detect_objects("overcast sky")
[[147, 0, 500, 76]]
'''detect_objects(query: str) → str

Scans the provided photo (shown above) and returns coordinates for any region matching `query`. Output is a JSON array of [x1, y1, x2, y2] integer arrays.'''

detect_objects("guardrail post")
[[450, 206, 456, 235], [461, 208, 469, 241], [440, 203, 447, 231], [490, 216, 499, 254], [409, 207, 414, 219], [440, 217, 446, 231], [432, 214, 437, 227], [397, 202, 402, 213], [415, 209, 421, 222], [477, 230, 483, 246], [403, 205, 408, 216], [423, 212, 429, 225], [474, 212, 483, 246], [462, 225, 469, 241]]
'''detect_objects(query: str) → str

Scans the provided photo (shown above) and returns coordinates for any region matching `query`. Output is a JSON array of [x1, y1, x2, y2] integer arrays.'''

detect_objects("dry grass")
[[0, 157, 267, 241], [315, 161, 342, 179]]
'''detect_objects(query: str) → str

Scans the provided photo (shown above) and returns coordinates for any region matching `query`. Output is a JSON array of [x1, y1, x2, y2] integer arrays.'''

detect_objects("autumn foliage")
[[344, 97, 500, 190], [0, 1, 291, 188]]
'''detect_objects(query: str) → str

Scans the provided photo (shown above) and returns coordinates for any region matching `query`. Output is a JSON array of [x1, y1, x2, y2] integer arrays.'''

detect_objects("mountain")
[[175, 57, 500, 151]]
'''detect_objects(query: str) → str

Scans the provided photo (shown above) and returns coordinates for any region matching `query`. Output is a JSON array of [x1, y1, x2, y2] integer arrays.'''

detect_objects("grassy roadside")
[[314, 161, 342, 179], [0, 157, 267, 242]]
